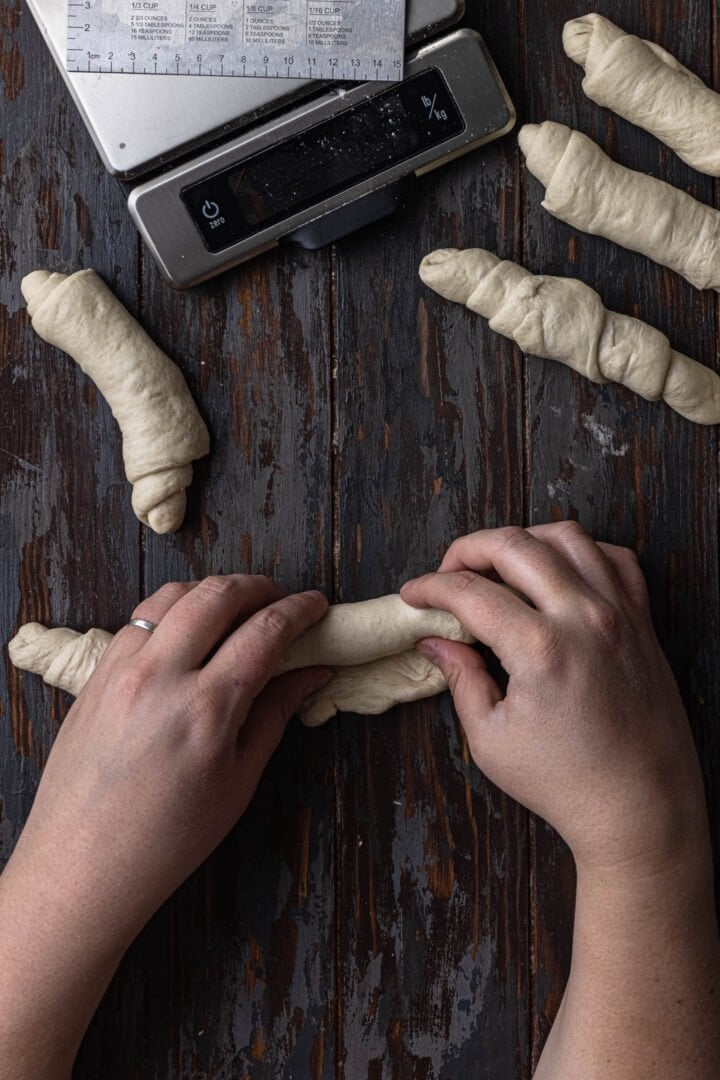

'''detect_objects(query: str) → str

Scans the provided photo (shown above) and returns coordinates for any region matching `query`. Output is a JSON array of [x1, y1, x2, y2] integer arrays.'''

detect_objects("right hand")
[[400, 523, 709, 875]]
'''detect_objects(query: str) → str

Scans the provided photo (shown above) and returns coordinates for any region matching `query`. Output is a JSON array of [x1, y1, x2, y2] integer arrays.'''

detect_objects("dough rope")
[[518, 121, 720, 293], [8, 597, 474, 724], [563, 13, 720, 177], [21, 269, 210, 534], [419, 247, 720, 425]]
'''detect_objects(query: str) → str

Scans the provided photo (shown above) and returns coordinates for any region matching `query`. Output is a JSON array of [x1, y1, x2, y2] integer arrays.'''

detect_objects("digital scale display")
[[182, 69, 465, 253]]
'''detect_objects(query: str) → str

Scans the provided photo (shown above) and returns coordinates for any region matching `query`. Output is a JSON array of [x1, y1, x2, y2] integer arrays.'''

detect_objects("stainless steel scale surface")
[[27, 1, 515, 288]]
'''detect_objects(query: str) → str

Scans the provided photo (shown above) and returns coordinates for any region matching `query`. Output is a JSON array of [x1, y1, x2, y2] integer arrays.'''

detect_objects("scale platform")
[[26, 0, 466, 179]]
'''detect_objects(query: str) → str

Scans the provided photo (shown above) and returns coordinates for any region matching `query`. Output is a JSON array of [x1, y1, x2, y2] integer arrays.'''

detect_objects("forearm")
[[535, 841, 720, 1079], [0, 855, 133, 1080]]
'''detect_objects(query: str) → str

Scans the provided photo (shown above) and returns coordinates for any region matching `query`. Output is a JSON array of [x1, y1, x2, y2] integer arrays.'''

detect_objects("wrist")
[[568, 761, 712, 884]]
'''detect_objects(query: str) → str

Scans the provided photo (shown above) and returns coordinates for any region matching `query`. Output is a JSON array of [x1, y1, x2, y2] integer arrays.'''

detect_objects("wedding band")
[[127, 618, 157, 633]]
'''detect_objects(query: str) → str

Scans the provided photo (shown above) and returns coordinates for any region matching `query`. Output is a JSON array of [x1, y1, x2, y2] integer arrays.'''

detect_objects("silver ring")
[[127, 618, 157, 633]]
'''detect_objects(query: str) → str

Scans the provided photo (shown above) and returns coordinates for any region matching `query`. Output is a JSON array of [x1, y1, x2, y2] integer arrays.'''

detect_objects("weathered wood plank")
[[2, 1, 719, 1077], [331, 1, 529, 1073], [138, 242, 335, 1079], [520, 0, 720, 1065], [0, 2, 147, 1075]]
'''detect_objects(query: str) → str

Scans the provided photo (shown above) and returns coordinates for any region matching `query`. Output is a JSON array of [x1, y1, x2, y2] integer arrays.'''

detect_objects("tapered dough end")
[[8, 622, 55, 670], [518, 121, 572, 187], [21, 270, 57, 317], [145, 490, 188, 534], [562, 14, 602, 66], [419, 248, 500, 304], [663, 352, 720, 425]]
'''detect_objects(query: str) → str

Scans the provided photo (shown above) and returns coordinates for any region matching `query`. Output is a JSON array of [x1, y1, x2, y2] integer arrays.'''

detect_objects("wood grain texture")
[[0, 0, 718, 1077], [519, 0, 720, 1064]]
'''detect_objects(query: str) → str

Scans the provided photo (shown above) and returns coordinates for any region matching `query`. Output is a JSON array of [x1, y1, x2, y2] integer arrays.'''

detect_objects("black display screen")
[[183, 69, 464, 252]]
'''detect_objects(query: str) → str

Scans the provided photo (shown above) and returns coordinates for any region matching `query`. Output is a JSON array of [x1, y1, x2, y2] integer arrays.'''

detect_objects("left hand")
[[0, 575, 330, 1079]]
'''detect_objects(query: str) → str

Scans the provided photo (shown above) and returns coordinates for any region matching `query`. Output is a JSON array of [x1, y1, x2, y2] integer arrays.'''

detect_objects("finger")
[[106, 581, 199, 664], [524, 521, 623, 601], [145, 575, 286, 671], [401, 571, 542, 670], [416, 638, 503, 749], [200, 590, 329, 709], [433, 527, 595, 612], [596, 542, 651, 613]]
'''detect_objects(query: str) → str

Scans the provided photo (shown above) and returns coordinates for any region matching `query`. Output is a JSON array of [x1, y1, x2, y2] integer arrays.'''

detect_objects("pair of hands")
[[0, 523, 712, 1078], [4, 523, 705, 936]]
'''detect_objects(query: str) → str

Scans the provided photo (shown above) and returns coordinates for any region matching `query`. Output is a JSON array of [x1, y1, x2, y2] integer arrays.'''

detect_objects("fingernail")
[[416, 638, 439, 661], [400, 578, 418, 593], [304, 589, 328, 603]]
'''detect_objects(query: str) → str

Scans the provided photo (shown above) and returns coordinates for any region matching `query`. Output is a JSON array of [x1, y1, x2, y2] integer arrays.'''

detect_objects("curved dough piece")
[[563, 14, 720, 177], [419, 247, 720, 425], [21, 269, 210, 533], [519, 121, 720, 293], [8, 596, 473, 721]]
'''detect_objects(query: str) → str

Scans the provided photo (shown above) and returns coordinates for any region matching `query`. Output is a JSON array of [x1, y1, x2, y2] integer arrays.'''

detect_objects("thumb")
[[416, 638, 503, 730]]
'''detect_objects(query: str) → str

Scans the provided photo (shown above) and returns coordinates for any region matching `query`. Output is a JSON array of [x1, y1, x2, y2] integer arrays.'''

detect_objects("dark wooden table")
[[1, 1, 719, 1076]]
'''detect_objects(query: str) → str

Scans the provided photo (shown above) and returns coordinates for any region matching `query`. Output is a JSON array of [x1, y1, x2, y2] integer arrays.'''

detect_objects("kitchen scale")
[[27, 1, 515, 289]]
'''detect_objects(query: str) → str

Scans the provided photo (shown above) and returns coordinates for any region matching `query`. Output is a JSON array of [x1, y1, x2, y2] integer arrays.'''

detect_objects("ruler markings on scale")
[[66, 0, 406, 84]]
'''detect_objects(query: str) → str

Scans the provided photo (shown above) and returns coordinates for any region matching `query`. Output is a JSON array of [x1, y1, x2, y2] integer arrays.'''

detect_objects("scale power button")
[[202, 200, 220, 219]]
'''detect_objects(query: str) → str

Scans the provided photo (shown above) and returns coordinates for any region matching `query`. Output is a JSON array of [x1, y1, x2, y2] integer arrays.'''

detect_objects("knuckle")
[[497, 525, 529, 553], [555, 519, 586, 541], [253, 605, 292, 640], [619, 546, 640, 566], [451, 570, 482, 599], [201, 574, 237, 597], [585, 599, 622, 640]]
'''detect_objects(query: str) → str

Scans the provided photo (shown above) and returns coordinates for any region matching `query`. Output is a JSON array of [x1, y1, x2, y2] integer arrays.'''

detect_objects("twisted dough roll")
[[519, 121, 720, 292], [8, 623, 113, 696], [8, 596, 473, 724], [419, 247, 720, 425], [564, 14, 720, 176], [22, 269, 210, 533]]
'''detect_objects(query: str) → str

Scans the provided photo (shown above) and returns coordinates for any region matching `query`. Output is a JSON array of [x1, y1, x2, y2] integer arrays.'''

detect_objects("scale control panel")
[[183, 69, 465, 254], [129, 30, 515, 287]]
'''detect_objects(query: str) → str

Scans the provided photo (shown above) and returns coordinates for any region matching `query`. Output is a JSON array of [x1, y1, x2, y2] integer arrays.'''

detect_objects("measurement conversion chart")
[[67, 1, 407, 82]]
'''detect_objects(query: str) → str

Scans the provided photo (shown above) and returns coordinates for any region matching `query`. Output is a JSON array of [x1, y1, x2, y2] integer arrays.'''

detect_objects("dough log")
[[564, 14, 720, 177], [8, 596, 473, 724], [519, 121, 720, 293], [419, 247, 720, 425], [22, 269, 210, 533]]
